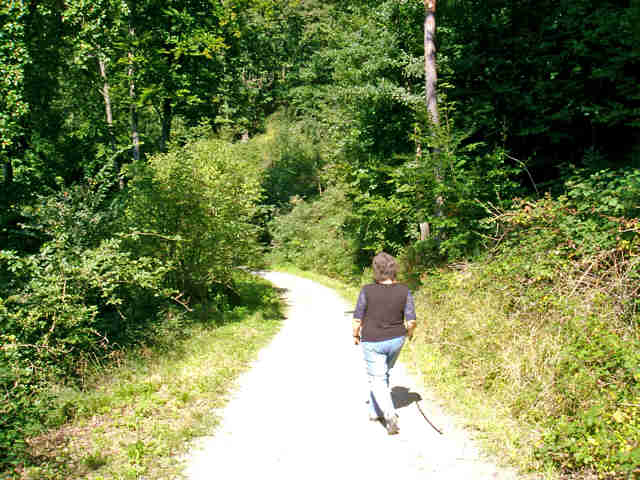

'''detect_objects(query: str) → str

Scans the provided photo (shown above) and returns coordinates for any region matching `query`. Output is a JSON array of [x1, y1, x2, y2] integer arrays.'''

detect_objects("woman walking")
[[352, 252, 417, 435]]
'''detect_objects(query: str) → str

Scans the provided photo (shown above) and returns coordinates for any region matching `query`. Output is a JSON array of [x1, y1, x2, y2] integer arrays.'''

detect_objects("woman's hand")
[[352, 318, 362, 345], [406, 320, 417, 340]]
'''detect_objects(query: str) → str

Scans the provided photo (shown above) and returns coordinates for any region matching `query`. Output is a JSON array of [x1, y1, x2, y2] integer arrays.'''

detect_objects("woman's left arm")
[[405, 291, 417, 339]]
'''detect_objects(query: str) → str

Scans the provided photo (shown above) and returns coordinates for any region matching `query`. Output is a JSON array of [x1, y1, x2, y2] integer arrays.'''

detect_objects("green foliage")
[[411, 251, 640, 476], [438, 0, 639, 172], [124, 137, 263, 301], [565, 168, 640, 220], [2, 0, 639, 475], [0, 135, 267, 472], [7, 272, 283, 479], [279, 0, 640, 273], [412, 129, 521, 259], [538, 318, 640, 476], [475, 170, 640, 475], [260, 114, 324, 210], [0, 182, 170, 470], [344, 104, 522, 263], [21, 167, 122, 250], [0, 0, 29, 165], [409, 171, 640, 477], [488, 168, 640, 261], [268, 185, 359, 280]]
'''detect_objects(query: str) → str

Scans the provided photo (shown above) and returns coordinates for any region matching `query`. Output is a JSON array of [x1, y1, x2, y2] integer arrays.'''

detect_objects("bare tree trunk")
[[414, 124, 422, 159], [424, 0, 443, 230], [424, 0, 439, 127], [420, 222, 430, 240], [98, 56, 115, 147], [98, 55, 123, 186], [160, 98, 172, 152], [128, 31, 140, 163], [130, 73, 140, 162]]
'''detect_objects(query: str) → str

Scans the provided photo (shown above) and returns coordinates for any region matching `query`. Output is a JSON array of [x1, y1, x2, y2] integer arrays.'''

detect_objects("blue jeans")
[[362, 336, 405, 419]]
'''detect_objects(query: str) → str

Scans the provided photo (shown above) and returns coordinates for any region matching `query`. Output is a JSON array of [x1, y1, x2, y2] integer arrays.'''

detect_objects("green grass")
[[404, 258, 640, 479], [401, 271, 559, 479], [13, 276, 284, 480]]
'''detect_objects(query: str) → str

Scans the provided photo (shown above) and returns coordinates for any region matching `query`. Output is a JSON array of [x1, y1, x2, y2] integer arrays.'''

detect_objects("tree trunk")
[[424, 0, 443, 227], [128, 28, 140, 163], [420, 222, 430, 241], [161, 98, 172, 152], [130, 73, 140, 162], [98, 56, 115, 147], [424, 0, 439, 127], [98, 55, 122, 186]]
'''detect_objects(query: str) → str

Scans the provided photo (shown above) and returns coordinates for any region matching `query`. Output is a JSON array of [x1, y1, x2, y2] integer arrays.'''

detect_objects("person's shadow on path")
[[391, 386, 422, 409]]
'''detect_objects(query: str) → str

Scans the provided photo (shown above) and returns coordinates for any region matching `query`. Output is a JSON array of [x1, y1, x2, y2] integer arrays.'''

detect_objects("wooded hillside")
[[1, 0, 639, 477]]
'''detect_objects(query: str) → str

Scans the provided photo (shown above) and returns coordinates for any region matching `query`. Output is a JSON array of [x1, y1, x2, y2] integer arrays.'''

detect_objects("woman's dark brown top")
[[353, 283, 417, 342]]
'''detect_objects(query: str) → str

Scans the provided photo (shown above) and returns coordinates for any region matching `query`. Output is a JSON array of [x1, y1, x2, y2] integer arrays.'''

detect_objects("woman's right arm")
[[353, 289, 367, 344]]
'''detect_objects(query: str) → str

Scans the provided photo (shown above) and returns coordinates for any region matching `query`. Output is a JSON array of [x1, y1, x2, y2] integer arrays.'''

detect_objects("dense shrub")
[[124, 138, 264, 301], [411, 169, 640, 478], [260, 115, 324, 211], [267, 185, 359, 281], [0, 137, 266, 471], [345, 106, 523, 264], [0, 182, 169, 470]]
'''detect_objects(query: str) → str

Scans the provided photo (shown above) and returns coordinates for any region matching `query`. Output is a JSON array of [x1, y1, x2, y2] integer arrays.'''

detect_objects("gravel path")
[[183, 272, 520, 480]]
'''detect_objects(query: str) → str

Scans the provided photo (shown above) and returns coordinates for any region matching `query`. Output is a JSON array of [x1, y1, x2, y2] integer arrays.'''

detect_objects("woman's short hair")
[[372, 252, 397, 282]]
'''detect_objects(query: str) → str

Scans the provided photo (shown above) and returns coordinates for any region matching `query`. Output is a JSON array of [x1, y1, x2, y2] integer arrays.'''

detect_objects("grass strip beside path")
[[15, 276, 284, 480]]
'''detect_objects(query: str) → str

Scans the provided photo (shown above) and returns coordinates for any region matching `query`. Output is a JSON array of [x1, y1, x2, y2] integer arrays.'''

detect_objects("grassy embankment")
[[406, 251, 639, 479], [7, 275, 284, 480]]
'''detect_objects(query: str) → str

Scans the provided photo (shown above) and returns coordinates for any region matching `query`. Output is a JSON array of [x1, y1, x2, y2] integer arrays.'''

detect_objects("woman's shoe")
[[384, 414, 400, 435]]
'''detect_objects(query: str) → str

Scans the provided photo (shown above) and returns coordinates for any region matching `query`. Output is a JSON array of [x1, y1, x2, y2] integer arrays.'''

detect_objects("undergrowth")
[[2, 274, 283, 480], [409, 178, 640, 479], [267, 185, 360, 281], [0, 136, 265, 471]]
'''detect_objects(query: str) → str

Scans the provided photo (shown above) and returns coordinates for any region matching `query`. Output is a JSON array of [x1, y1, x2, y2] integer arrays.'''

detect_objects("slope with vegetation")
[[0, 135, 274, 477]]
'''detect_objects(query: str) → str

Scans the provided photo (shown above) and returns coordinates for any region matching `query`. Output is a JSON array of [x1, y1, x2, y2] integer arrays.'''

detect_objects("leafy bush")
[[0, 184, 169, 471], [410, 170, 640, 478], [538, 317, 640, 476], [267, 185, 359, 281], [345, 105, 522, 265], [0, 136, 267, 472], [260, 114, 324, 211], [124, 138, 264, 302]]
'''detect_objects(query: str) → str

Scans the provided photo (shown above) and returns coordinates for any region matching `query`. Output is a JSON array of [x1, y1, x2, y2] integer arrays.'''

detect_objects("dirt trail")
[[183, 272, 520, 479]]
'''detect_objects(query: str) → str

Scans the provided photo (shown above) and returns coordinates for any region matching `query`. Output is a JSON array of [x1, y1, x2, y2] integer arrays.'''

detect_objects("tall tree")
[[423, 0, 443, 225], [423, 0, 438, 127], [0, 0, 29, 185]]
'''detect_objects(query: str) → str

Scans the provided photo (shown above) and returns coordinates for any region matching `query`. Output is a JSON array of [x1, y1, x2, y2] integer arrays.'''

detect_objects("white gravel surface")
[[183, 271, 520, 480]]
